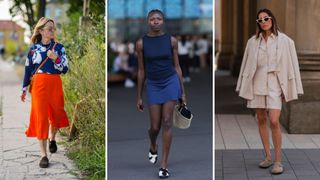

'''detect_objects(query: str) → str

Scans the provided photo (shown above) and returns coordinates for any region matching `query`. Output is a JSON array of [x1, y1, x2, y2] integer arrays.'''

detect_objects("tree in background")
[[38, 0, 46, 19], [67, 0, 104, 17], [9, 0, 104, 30], [9, 0, 47, 29]]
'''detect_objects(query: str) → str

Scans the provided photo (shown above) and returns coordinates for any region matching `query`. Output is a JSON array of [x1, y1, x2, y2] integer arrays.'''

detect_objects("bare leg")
[[49, 125, 58, 141], [39, 139, 47, 157], [148, 104, 162, 152], [256, 108, 272, 160], [160, 101, 176, 169], [269, 109, 282, 163]]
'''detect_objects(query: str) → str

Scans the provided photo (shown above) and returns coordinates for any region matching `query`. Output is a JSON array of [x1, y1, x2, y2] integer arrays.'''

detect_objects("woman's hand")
[[181, 94, 187, 106], [47, 50, 57, 61], [137, 98, 144, 112], [20, 91, 26, 102]]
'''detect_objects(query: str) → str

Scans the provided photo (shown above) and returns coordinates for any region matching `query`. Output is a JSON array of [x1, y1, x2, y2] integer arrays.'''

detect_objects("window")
[[184, 0, 200, 18], [55, 9, 62, 19], [108, 0, 125, 19], [127, 0, 144, 18], [165, 0, 182, 19]]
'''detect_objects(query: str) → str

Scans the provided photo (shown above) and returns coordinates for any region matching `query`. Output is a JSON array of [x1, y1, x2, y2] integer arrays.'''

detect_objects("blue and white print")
[[22, 40, 69, 90]]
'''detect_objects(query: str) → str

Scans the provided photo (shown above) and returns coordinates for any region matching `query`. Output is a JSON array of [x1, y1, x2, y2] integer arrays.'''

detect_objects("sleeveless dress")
[[142, 33, 182, 105]]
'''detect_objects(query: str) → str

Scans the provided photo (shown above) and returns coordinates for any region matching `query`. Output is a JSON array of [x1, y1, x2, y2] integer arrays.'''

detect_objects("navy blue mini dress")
[[143, 33, 182, 105]]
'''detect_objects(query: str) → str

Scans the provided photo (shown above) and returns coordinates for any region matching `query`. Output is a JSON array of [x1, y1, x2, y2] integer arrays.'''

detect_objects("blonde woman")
[[20, 17, 69, 168], [236, 9, 303, 174]]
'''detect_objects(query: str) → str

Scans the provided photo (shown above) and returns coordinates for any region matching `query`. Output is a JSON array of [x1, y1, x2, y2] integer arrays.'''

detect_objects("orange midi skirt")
[[25, 74, 69, 140]]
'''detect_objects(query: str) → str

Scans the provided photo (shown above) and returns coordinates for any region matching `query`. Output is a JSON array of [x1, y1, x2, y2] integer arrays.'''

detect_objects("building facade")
[[108, 0, 213, 42], [0, 20, 25, 55]]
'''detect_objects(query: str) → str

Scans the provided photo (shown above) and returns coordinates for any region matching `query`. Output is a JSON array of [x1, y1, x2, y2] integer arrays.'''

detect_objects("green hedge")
[[59, 13, 105, 179]]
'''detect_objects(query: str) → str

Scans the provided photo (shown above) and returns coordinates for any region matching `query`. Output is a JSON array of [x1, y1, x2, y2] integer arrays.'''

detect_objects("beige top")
[[253, 33, 278, 95]]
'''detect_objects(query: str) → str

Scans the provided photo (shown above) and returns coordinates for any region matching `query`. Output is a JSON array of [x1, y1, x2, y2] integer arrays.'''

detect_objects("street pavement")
[[0, 59, 78, 179], [108, 69, 213, 179], [215, 70, 320, 180]]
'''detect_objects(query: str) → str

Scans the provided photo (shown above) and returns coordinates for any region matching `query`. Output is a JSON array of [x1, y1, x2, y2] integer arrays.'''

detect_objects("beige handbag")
[[173, 104, 193, 129]]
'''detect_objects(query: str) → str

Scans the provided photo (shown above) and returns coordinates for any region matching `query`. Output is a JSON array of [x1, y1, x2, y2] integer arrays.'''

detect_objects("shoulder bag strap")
[[33, 42, 57, 75]]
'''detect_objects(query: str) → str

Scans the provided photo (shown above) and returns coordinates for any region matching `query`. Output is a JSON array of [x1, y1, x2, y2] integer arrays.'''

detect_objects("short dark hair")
[[255, 8, 280, 39], [147, 9, 165, 20]]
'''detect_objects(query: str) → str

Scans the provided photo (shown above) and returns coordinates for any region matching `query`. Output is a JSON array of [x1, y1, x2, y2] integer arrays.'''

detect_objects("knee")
[[270, 119, 280, 129], [149, 126, 160, 134], [257, 114, 267, 125], [162, 116, 172, 129]]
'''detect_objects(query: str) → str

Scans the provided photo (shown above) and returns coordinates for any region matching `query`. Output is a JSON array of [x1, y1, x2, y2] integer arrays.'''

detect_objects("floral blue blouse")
[[22, 40, 68, 91]]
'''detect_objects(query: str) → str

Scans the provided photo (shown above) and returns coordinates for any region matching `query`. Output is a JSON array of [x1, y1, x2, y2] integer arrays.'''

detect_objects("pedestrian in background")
[[178, 34, 192, 82], [112, 44, 136, 88], [196, 34, 209, 69], [20, 17, 69, 168], [136, 9, 187, 179], [191, 35, 201, 72], [236, 8, 303, 175]]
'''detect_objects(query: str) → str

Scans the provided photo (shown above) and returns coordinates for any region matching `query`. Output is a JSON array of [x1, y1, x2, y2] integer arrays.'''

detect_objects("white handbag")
[[173, 104, 193, 129]]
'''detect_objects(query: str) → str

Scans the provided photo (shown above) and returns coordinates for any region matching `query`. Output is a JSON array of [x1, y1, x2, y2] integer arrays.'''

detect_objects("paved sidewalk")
[[215, 70, 320, 180], [108, 69, 213, 179], [215, 114, 320, 150], [215, 114, 320, 180], [215, 148, 320, 180], [0, 59, 78, 179]]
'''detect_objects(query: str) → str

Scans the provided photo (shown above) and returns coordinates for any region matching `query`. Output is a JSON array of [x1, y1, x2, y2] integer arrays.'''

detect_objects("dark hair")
[[255, 8, 280, 39], [181, 35, 187, 45], [147, 9, 165, 20]]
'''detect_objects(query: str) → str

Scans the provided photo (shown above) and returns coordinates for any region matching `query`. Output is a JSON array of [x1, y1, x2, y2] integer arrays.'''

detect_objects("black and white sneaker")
[[159, 168, 170, 179], [148, 149, 158, 164]]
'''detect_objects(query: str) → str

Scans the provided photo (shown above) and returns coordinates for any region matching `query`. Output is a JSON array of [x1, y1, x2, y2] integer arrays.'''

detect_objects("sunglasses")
[[43, 26, 56, 32], [256, 17, 272, 24]]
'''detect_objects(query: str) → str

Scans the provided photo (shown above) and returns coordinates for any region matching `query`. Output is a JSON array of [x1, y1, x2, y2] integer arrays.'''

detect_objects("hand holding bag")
[[29, 42, 57, 93], [173, 102, 193, 129]]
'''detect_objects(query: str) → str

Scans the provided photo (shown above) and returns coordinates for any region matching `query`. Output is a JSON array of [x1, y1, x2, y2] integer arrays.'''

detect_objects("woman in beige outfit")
[[236, 9, 303, 175]]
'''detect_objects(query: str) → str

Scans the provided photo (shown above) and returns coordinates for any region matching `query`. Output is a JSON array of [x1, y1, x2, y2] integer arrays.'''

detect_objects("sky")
[[0, 0, 13, 20]]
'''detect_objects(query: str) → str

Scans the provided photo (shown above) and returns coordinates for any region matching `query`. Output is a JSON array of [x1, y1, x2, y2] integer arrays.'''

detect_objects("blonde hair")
[[31, 17, 56, 44]]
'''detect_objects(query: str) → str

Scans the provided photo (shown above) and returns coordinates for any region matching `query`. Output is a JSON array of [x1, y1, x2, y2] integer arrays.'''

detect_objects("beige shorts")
[[247, 73, 282, 110]]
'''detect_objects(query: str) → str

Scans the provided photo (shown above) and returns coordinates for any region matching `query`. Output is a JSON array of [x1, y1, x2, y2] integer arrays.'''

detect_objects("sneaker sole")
[[39, 164, 49, 168], [271, 170, 283, 175], [259, 164, 273, 169], [49, 149, 57, 153], [159, 176, 169, 179]]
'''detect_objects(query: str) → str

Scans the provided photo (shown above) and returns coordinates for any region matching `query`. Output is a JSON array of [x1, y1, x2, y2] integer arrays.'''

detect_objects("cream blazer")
[[236, 32, 304, 102]]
